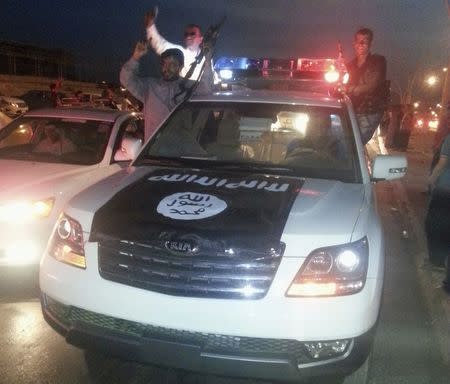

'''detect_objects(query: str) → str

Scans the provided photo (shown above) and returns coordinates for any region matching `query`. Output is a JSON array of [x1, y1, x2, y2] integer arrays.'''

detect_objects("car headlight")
[[48, 213, 86, 269], [219, 69, 233, 80], [0, 198, 54, 222], [286, 237, 368, 297]]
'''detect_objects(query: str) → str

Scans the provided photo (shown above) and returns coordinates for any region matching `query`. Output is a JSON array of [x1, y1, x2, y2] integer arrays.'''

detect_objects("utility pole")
[[441, 0, 450, 113], [439, 65, 449, 118], [404, 67, 421, 105]]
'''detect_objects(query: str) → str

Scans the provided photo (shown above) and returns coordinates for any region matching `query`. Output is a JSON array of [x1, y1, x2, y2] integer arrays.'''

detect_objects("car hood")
[[0, 159, 93, 198], [1, 96, 25, 103], [69, 167, 365, 255], [282, 178, 365, 255]]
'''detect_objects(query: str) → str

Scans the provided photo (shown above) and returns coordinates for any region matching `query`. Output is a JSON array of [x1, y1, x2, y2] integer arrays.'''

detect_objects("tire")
[[341, 351, 372, 384]]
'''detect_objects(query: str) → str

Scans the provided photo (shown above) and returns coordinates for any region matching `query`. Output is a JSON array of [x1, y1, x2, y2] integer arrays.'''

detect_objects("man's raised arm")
[[120, 42, 150, 103], [145, 7, 183, 55]]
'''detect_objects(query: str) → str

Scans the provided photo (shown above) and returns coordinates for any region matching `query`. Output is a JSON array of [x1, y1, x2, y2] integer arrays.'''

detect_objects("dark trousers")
[[425, 189, 450, 285]]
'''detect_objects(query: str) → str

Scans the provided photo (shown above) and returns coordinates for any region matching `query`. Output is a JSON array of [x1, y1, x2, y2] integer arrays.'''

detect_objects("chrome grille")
[[45, 297, 311, 364], [98, 239, 283, 299]]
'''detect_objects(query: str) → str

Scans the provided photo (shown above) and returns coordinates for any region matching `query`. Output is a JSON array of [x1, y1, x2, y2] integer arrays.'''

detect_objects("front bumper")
[[41, 294, 374, 381]]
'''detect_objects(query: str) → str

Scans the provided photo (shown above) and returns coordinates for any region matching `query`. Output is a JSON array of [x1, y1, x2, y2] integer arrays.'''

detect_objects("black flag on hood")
[[90, 168, 303, 249]]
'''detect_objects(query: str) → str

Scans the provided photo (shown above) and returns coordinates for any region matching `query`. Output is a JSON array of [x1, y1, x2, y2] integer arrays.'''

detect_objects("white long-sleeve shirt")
[[146, 24, 205, 81]]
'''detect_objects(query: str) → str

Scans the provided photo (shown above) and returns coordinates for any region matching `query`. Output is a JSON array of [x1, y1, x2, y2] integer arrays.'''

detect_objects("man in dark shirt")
[[346, 28, 387, 144]]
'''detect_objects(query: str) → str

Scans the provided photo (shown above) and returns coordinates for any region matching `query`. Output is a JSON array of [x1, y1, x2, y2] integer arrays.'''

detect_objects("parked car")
[[59, 96, 82, 108], [0, 108, 143, 270], [19, 90, 53, 110], [40, 85, 407, 383], [0, 93, 29, 117]]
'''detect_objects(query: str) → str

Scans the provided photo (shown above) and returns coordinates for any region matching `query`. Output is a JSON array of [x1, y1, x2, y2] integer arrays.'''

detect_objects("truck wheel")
[[342, 351, 372, 384]]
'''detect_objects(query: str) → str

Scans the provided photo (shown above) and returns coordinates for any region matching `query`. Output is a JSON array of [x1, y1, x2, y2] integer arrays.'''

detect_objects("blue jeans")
[[356, 112, 384, 145]]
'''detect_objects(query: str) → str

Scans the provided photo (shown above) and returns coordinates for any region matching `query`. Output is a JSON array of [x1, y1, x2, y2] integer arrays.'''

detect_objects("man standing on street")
[[145, 7, 205, 81], [346, 27, 387, 145]]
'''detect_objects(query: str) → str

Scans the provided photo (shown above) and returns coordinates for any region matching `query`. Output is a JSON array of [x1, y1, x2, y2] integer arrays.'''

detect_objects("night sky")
[[1, 0, 449, 100]]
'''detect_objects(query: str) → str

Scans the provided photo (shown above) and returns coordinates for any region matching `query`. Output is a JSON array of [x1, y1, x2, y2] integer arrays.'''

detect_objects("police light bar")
[[213, 56, 348, 92], [214, 57, 258, 70], [214, 57, 262, 82], [296, 58, 348, 84]]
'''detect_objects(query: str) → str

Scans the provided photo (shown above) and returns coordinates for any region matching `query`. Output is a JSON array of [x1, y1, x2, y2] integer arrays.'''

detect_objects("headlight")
[[219, 69, 233, 80], [48, 213, 86, 269], [0, 198, 54, 222], [286, 237, 368, 297]]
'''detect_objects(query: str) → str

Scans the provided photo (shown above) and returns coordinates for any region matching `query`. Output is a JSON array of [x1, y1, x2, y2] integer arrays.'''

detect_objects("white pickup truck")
[[40, 89, 406, 383]]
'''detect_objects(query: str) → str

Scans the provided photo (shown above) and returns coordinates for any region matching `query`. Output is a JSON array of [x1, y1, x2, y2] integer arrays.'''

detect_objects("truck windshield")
[[138, 102, 360, 183]]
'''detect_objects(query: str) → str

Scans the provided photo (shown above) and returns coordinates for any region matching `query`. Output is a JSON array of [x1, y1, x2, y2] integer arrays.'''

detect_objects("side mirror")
[[114, 136, 142, 162], [371, 154, 407, 181]]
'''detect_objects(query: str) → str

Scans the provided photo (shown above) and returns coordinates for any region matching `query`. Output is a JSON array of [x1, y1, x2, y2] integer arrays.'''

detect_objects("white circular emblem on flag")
[[157, 192, 227, 220]]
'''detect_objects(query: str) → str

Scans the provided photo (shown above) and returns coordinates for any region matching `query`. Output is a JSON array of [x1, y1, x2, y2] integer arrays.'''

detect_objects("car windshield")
[[138, 101, 360, 183], [0, 116, 113, 165]]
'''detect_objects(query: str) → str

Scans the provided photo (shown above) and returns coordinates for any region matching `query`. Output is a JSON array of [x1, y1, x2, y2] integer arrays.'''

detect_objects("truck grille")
[[45, 297, 311, 365], [98, 239, 283, 299]]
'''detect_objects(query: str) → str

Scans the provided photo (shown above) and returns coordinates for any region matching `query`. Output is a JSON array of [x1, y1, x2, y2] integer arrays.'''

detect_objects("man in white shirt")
[[145, 8, 205, 81]]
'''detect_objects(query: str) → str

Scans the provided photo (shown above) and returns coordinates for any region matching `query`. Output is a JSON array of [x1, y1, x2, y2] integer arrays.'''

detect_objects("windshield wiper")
[[208, 163, 294, 175], [138, 156, 294, 175], [137, 155, 195, 167]]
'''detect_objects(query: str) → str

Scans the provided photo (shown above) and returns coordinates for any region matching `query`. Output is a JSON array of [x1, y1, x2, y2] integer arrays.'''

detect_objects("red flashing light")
[[324, 70, 340, 83]]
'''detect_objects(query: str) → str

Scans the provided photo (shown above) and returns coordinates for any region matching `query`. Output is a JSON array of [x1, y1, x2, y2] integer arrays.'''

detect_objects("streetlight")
[[404, 68, 447, 105], [426, 75, 438, 87]]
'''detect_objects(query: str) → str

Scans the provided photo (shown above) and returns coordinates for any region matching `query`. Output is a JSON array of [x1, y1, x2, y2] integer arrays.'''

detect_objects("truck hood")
[[90, 168, 302, 250], [0, 159, 93, 197], [282, 178, 365, 255], [88, 167, 364, 253]]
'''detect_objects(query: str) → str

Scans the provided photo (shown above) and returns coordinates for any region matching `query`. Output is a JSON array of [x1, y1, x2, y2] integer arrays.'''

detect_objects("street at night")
[[1, 1, 450, 383]]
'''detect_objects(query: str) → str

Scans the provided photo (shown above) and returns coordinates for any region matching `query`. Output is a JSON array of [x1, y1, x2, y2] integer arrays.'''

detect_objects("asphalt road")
[[0, 177, 449, 384]]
